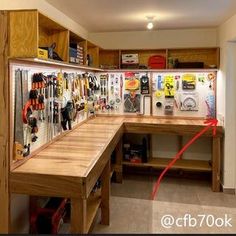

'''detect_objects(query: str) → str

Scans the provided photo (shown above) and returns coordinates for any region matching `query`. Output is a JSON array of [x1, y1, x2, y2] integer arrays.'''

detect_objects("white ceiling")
[[46, 0, 236, 32]]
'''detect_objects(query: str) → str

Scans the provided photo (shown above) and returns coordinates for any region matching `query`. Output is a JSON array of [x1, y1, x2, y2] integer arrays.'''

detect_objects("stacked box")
[[69, 43, 84, 65], [77, 46, 84, 65]]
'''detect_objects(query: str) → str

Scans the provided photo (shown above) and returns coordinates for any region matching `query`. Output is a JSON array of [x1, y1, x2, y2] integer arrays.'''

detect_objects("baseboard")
[[222, 187, 235, 194]]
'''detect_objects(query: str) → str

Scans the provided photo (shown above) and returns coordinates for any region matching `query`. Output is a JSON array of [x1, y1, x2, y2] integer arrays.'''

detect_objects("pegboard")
[[11, 62, 90, 162], [95, 72, 151, 116], [152, 72, 216, 118]]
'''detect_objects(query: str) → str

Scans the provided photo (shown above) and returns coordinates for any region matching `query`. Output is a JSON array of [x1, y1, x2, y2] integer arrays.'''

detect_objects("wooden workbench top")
[[10, 116, 223, 197], [11, 116, 223, 177], [12, 122, 122, 178]]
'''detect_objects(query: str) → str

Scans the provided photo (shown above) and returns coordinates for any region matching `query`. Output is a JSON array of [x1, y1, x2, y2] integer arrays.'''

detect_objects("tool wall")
[[152, 72, 216, 117], [11, 64, 217, 162], [11, 62, 97, 161], [95, 72, 151, 115], [93, 71, 216, 118]]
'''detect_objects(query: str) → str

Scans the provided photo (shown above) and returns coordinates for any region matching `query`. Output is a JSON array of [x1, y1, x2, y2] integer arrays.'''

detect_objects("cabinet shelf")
[[123, 158, 212, 172]]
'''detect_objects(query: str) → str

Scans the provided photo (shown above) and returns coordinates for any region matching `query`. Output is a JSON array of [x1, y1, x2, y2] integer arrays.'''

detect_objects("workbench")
[[10, 116, 224, 233]]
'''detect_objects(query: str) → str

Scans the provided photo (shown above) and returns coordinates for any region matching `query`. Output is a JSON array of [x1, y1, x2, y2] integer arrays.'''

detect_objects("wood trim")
[[124, 123, 223, 137], [223, 188, 235, 195], [96, 113, 209, 120], [9, 58, 104, 72], [0, 11, 10, 233], [10, 172, 83, 198]]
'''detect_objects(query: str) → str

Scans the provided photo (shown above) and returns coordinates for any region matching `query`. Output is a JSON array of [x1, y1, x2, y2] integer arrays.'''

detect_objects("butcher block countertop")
[[10, 116, 223, 198]]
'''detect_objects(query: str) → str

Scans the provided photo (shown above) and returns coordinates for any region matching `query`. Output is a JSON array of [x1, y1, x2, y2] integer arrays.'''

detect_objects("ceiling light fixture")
[[146, 16, 155, 30], [147, 22, 153, 30]]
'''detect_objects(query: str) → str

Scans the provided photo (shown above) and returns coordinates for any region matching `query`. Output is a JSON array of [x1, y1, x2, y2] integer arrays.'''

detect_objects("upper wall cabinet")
[[8, 10, 220, 70], [99, 49, 120, 69], [9, 10, 69, 62], [9, 10, 92, 66], [99, 48, 220, 70], [167, 48, 220, 69], [38, 12, 69, 62], [87, 41, 100, 68]]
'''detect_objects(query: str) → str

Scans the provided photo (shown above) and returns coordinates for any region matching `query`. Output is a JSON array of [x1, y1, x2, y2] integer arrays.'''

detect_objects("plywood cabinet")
[[9, 10, 38, 58], [167, 48, 220, 69], [87, 41, 100, 68], [8, 10, 220, 71], [38, 13, 69, 62], [9, 10, 94, 66], [99, 49, 120, 69], [99, 48, 219, 70]]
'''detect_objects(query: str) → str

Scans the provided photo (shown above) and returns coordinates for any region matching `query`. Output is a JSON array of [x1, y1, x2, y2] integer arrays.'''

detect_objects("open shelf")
[[9, 10, 220, 71], [123, 157, 212, 172], [87, 41, 100, 68], [69, 31, 87, 66], [86, 189, 101, 233], [38, 13, 69, 62], [167, 48, 220, 69], [99, 49, 120, 69], [120, 49, 167, 69]]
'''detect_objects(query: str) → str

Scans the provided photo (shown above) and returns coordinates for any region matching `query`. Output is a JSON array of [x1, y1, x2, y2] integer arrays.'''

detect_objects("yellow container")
[[37, 48, 48, 60]]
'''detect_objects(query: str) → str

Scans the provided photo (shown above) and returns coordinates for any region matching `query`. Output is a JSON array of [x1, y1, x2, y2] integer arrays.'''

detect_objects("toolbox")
[[122, 54, 139, 65], [30, 197, 68, 234], [37, 48, 48, 60], [148, 55, 166, 69]]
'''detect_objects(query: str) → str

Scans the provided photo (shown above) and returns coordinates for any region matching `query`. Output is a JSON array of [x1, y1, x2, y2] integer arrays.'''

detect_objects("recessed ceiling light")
[[147, 22, 153, 30], [146, 16, 155, 30]]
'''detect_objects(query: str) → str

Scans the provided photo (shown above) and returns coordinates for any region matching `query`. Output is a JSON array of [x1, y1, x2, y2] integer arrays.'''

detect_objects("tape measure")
[[155, 91, 162, 98]]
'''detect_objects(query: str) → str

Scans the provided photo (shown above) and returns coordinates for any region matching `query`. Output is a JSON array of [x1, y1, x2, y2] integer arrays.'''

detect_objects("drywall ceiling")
[[46, 0, 236, 32]]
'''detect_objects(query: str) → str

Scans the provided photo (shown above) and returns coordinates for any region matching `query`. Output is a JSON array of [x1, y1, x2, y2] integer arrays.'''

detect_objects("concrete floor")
[[93, 174, 236, 234]]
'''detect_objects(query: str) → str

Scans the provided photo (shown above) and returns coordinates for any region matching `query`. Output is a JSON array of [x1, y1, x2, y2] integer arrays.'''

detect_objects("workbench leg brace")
[[70, 161, 110, 234]]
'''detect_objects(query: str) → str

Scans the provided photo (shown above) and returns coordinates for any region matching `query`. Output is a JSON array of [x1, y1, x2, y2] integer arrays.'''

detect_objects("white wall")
[[0, 0, 88, 39], [218, 14, 236, 190], [89, 28, 218, 49]]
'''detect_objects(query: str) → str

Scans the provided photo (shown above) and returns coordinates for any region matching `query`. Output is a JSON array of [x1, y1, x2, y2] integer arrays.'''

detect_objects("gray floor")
[[93, 174, 236, 234]]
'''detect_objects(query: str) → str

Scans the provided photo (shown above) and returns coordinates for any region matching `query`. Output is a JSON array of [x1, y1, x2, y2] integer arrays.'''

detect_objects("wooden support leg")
[[101, 160, 110, 225], [115, 138, 123, 183], [0, 11, 10, 234], [70, 198, 87, 234], [212, 137, 221, 192]]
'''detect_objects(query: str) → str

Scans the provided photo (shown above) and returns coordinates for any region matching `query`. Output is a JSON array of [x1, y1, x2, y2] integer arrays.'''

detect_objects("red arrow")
[[151, 118, 218, 200]]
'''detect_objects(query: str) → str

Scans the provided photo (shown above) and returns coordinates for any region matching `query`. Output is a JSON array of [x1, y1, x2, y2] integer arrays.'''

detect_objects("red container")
[[30, 197, 68, 234], [148, 55, 166, 69]]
